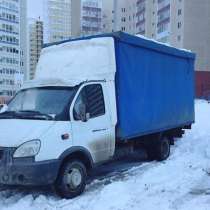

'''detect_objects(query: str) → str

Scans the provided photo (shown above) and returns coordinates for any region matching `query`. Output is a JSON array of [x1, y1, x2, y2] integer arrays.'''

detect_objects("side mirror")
[[79, 104, 90, 122], [0, 104, 8, 113]]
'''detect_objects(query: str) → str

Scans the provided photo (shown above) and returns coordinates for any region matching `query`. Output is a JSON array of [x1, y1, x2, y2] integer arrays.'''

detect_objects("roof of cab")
[[43, 31, 196, 60]]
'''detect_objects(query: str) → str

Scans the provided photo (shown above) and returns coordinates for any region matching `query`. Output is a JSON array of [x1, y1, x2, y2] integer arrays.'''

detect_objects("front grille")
[[0, 148, 15, 162]]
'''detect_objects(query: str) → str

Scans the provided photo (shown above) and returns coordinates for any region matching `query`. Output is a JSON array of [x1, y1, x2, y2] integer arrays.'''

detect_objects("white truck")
[[0, 32, 195, 198]]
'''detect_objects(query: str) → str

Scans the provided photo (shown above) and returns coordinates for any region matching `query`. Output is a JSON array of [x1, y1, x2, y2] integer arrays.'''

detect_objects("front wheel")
[[55, 160, 87, 199]]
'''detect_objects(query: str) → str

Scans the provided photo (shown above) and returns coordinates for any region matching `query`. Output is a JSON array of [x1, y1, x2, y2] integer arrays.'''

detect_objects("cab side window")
[[73, 84, 105, 121], [86, 84, 105, 118]]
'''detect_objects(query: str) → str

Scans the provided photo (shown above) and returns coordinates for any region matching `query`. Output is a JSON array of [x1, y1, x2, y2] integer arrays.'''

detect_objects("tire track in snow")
[[55, 162, 157, 210]]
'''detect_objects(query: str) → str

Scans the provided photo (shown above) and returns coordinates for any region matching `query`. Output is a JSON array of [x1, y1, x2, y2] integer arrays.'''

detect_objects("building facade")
[[44, 0, 103, 42], [0, 0, 27, 100], [136, 0, 157, 38], [28, 19, 43, 80], [101, 0, 113, 33], [102, 0, 137, 34], [44, 0, 72, 43], [81, 0, 102, 36]]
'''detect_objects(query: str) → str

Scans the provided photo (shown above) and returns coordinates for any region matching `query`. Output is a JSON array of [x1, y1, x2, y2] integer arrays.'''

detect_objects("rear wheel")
[[55, 160, 87, 199], [156, 136, 170, 161], [147, 135, 170, 161]]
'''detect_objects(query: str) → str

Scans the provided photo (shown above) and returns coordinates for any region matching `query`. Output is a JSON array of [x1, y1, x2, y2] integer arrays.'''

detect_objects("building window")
[[121, 8, 126, 13], [178, 9, 182, 15], [178, 22, 182, 29], [121, 17, 126, 22]]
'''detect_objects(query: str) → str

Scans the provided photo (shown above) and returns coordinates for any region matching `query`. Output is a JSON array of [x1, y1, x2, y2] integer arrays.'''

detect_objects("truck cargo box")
[[114, 33, 195, 140]]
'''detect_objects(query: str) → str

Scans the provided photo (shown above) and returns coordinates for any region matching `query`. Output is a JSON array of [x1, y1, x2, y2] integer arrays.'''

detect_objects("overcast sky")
[[27, 0, 44, 20]]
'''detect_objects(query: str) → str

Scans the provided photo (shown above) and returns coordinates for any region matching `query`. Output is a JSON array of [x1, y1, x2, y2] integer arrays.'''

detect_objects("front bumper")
[[0, 148, 61, 186]]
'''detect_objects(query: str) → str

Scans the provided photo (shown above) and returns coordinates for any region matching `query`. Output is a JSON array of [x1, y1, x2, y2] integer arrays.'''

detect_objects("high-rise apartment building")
[[155, 0, 184, 48], [44, 0, 72, 43], [101, 0, 113, 33], [156, 0, 171, 43], [136, 0, 183, 45], [102, 0, 137, 34], [28, 19, 43, 80], [44, 0, 102, 42], [0, 0, 27, 101], [136, 0, 157, 38], [81, 0, 102, 36], [116, 0, 136, 34]]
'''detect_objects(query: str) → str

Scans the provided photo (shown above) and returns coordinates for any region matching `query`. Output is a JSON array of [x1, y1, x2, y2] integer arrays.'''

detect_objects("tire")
[[155, 136, 170, 161], [147, 136, 170, 161], [55, 160, 87, 199]]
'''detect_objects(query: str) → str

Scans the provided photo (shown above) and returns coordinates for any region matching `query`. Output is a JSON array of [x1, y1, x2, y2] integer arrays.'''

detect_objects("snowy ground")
[[1, 100, 210, 210]]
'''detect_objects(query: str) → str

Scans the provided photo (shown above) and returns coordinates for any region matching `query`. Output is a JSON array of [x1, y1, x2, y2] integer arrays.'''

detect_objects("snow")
[[135, 34, 192, 53], [1, 100, 210, 210], [21, 78, 78, 90], [34, 37, 116, 86]]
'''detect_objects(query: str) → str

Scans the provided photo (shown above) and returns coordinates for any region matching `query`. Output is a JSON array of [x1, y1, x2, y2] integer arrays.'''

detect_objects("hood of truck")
[[0, 119, 55, 147]]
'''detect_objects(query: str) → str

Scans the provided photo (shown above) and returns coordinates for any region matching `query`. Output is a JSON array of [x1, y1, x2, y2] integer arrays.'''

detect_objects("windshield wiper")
[[0, 110, 54, 120], [0, 111, 17, 118], [16, 110, 54, 120]]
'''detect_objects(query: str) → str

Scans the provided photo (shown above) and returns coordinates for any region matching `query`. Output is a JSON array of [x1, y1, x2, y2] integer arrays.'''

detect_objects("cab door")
[[70, 83, 112, 163]]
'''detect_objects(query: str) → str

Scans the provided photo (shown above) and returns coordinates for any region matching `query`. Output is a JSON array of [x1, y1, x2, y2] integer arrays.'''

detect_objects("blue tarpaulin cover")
[[114, 32, 195, 140]]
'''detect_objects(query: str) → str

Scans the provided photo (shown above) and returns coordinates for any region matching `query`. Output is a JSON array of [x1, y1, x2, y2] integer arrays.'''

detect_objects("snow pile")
[[0, 100, 210, 210], [35, 37, 116, 86]]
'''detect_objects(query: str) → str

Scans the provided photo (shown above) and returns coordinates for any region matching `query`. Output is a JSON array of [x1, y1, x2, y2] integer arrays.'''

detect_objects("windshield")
[[3, 87, 77, 121]]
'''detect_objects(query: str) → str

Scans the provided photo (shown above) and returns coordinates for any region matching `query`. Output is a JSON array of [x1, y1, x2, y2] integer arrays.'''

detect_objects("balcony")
[[82, 16, 102, 23], [82, 6, 101, 13], [136, 7, 145, 17], [137, 30, 145, 35], [0, 6, 19, 14], [157, 16, 170, 27], [0, 17, 19, 24], [137, 0, 145, 6], [82, 26, 101, 32], [158, 4, 170, 16], [136, 18, 145, 27], [158, 0, 170, 11]]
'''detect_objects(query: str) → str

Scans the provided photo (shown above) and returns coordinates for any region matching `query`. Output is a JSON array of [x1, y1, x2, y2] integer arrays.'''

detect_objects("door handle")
[[92, 128, 107, 132]]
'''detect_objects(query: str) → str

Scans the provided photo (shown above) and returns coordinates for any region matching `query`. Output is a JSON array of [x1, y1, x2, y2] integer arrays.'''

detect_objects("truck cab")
[[0, 79, 116, 198]]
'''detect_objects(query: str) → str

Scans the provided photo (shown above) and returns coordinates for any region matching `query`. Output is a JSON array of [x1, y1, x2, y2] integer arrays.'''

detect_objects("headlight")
[[13, 140, 41, 158]]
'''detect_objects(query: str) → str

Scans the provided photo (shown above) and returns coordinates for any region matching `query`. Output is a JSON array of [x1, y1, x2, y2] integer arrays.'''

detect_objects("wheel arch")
[[58, 146, 94, 172]]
